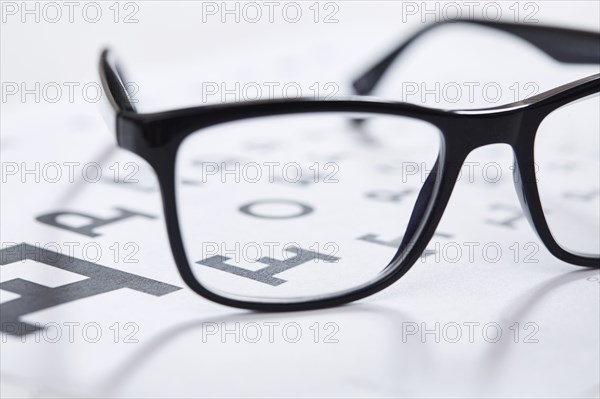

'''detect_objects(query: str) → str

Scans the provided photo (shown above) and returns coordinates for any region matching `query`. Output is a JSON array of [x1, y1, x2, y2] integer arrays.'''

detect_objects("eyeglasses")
[[99, 20, 599, 311]]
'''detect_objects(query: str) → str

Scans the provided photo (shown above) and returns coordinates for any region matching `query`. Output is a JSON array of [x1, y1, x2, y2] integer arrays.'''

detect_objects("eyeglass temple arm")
[[352, 20, 600, 96], [99, 49, 137, 113]]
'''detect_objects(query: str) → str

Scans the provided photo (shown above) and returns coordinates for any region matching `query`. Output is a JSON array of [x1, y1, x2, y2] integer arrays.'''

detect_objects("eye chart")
[[1, 2, 599, 398]]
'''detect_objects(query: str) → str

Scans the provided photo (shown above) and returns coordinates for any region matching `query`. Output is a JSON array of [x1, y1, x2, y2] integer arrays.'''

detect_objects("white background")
[[1, 1, 599, 398]]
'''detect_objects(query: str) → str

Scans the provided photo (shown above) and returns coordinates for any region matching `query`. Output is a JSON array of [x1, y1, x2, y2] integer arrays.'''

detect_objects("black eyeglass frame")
[[99, 20, 600, 311]]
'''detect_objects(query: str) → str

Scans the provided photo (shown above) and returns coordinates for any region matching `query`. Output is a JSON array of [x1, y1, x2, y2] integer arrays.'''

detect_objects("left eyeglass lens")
[[175, 112, 441, 303]]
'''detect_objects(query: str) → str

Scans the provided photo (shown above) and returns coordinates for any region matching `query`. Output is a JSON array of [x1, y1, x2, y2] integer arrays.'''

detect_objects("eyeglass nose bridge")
[[395, 107, 532, 259], [441, 107, 527, 152]]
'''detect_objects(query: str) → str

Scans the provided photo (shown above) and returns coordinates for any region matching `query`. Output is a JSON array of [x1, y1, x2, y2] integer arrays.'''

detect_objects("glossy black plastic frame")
[[99, 20, 600, 311]]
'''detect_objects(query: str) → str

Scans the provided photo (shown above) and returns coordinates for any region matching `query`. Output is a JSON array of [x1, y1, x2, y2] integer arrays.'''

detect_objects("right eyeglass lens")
[[535, 93, 600, 257]]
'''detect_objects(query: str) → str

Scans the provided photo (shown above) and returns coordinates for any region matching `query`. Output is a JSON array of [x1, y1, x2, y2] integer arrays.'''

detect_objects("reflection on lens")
[[535, 94, 600, 256], [175, 112, 440, 302]]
